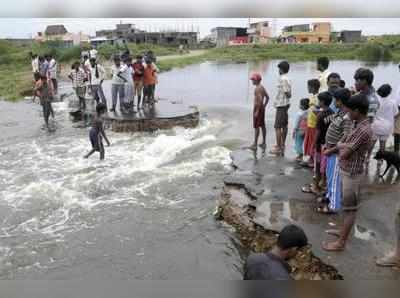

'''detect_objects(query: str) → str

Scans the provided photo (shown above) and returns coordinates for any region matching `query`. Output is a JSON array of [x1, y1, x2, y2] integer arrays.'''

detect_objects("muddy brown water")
[[0, 59, 399, 279]]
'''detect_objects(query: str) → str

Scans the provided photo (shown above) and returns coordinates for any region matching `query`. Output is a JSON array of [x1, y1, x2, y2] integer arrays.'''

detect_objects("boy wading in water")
[[84, 103, 111, 160], [271, 61, 292, 156], [322, 93, 373, 252], [249, 73, 269, 151]]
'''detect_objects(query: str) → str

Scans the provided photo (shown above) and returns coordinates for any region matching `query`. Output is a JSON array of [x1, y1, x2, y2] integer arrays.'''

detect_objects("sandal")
[[322, 240, 345, 252], [376, 254, 400, 267], [325, 229, 340, 237]]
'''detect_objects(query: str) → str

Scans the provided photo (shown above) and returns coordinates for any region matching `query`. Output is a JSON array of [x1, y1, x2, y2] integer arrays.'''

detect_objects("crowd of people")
[[69, 48, 160, 114], [246, 58, 400, 279], [31, 47, 160, 159], [31, 47, 160, 130]]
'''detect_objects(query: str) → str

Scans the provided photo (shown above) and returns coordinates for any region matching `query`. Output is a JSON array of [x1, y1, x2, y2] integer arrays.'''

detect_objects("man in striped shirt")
[[323, 93, 372, 252], [69, 61, 87, 110]]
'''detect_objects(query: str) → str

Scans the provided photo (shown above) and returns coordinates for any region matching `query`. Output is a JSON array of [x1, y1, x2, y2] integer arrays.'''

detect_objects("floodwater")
[[1, 59, 399, 279]]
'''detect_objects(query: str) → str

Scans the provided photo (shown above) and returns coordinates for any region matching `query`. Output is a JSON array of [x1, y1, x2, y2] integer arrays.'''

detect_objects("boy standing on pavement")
[[249, 73, 269, 151], [270, 61, 292, 156], [322, 93, 373, 252]]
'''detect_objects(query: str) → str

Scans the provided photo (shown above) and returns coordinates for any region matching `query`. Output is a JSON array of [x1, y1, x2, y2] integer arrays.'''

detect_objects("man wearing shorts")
[[133, 55, 145, 109], [271, 61, 292, 156], [323, 93, 373, 252], [249, 73, 269, 151]]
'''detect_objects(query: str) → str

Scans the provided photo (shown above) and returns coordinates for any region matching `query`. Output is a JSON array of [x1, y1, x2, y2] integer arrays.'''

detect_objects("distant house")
[[247, 21, 272, 44], [45, 25, 68, 36], [35, 24, 89, 48], [281, 22, 331, 44], [339, 30, 362, 43], [210, 27, 248, 47], [89, 36, 116, 47], [96, 23, 198, 47]]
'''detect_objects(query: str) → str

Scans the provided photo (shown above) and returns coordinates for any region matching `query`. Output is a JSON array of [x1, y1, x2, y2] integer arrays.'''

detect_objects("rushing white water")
[[0, 100, 237, 278]]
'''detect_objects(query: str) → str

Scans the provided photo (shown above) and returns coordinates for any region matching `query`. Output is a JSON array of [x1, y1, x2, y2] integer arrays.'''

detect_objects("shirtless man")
[[250, 73, 269, 151]]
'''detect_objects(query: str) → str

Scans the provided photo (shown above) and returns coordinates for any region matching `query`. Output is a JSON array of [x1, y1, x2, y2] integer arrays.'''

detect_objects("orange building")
[[281, 22, 331, 44]]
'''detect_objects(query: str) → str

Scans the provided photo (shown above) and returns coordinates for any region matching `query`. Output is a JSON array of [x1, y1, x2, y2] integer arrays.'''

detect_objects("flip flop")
[[376, 255, 400, 267], [325, 229, 340, 237], [322, 241, 345, 252]]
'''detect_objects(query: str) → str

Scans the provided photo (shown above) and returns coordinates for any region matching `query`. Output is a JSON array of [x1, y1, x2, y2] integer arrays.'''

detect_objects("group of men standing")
[[69, 47, 159, 114]]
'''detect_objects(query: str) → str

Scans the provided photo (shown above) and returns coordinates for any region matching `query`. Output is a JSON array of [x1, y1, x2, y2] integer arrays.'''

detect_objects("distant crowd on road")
[[244, 57, 400, 279]]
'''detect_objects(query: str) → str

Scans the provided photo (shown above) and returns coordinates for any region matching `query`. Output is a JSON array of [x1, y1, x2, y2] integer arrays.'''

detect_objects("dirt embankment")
[[216, 186, 343, 280]]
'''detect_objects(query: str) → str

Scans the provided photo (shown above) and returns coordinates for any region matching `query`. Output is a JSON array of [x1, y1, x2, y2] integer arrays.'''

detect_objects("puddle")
[[253, 200, 294, 229]]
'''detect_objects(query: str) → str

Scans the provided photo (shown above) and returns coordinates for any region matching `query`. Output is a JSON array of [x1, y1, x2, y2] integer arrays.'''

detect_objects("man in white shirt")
[[270, 61, 292, 156], [110, 56, 128, 112], [122, 56, 135, 112], [88, 58, 107, 107], [47, 54, 58, 95], [31, 53, 39, 76], [89, 46, 98, 60], [317, 57, 331, 93]]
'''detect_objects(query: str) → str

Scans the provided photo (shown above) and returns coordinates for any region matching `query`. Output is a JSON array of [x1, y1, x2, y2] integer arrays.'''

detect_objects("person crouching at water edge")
[[33, 74, 55, 131], [249, 73, 269, 151], [69, 61, 87, 111], [84, 103, 111, 160], [244, 225, 308, 280], [88, 58, 107, 108]]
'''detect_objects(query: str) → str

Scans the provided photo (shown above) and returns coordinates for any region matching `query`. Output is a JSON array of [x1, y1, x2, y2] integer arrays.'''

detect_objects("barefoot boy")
[[249, 73, 269, 151]]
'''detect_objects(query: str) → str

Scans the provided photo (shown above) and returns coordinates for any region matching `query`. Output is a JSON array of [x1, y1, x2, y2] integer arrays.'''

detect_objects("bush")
[[58, 46, 82, 62], [357, 44, 393, 61]]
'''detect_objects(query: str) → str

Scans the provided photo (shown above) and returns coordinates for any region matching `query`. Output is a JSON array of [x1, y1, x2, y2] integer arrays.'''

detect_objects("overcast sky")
[[1, 18, 400, 39]]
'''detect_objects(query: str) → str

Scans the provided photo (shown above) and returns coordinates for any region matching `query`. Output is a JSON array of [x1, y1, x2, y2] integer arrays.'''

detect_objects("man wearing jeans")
[[110, 56, 127, 112]]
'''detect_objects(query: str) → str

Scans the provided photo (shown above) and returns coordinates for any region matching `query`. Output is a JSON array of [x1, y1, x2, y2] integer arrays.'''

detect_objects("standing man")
[[47, 54, 58, 95], [143, 57, 158, 106], [88, 58, 107, 108], [30, 53, 39, 77], [317, 57, 331, 93], [249, 73, 269, 151], [354, 68, 380, 122], [40, 55, 49, 77], [68, 61, 87, 111], [132, 55, 145, 109], [354, 68, 380, 168], [122, 56, 135, 112], [322, 94, 373, 252], [89, 46, 98, 60], [270, 61, 292, 156], [110, 56, 128, 112], [327, 72, 341, 112]]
